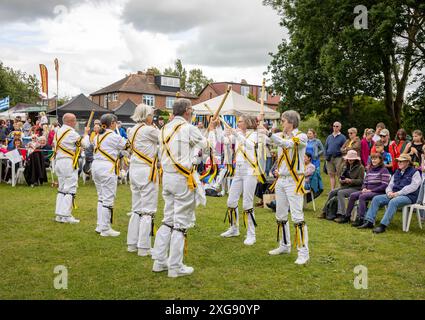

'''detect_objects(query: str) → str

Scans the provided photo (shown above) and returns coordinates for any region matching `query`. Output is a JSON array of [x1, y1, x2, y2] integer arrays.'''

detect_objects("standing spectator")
[[371, 128, 391, 153], [306, 128, 324, 169], [373, 122, 386, 142], [38, 135, 53, 167], [48, 122, 59, 146], [324, 121, 347, 190], [371, 140, 393, 173], [358, 154, 422, 233], [339, 153, 391, 225], [340, 127, 361, 158], [322, 150, 364, 221], [0, 119, 8, 142], [115, 121, 128, 139], [23, 118, 32, 137], [157, 117, 165, 129], [360, 128, 375, 167], [39, 112, 48, 126], [389, 128, 410, 172], [403, 130, 425, 169]]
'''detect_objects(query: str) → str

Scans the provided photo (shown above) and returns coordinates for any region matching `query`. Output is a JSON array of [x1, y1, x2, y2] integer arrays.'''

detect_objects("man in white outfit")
[[52, 113, 86, 224], [151, 98, 208, 278], [83, 114, 129, 237], [220, 116, 266, 246], [259, 110, 310, 265], [126, 104, 160, 256]]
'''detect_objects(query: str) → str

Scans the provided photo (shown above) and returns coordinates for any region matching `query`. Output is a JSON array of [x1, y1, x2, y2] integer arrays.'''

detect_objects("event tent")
[[112, 99, 137, 123], [192, 90, 280, 120], [47, 94, 109, 120]]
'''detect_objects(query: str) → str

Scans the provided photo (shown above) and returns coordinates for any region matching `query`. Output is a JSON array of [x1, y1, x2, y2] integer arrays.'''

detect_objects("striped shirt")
[[362, 165, 391, 193]]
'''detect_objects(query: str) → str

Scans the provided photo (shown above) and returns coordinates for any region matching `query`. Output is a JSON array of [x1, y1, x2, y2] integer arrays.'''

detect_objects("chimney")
[[146, 69, 155, 83], [241, 79, 248, 84]]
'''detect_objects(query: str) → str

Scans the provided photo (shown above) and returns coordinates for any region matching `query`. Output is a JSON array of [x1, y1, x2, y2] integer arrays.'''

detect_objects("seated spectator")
[[337, 153, 391, 225], [304, 152, 316, 190], [320, 150, 365, 220], [368, 140, 392, 173], [358, 154, 422, 233]]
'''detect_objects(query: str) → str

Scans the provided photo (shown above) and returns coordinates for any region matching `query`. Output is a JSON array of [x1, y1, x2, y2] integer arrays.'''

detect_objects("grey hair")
[[100, 113, 117, 133], [240, 115, 257, 129], [173, 98, 192, 116], [131, 103, 154, 123], [282, 110, 301, 128]]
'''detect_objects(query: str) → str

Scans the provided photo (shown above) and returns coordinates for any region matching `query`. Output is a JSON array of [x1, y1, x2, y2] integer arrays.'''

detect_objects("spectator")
[[370, 140, 393, 173], [197, 121, 207, 136], [39, 112, 48, 126], [306, 128, 324, 169], [341, 127, 361, 158], [38, 135, 53, 167], [48, 122, 59, 146], [371, 128, 391, 154], [304, 152, 316, 190], [358, 154, 422, 233], [373, 122, 386, 142], [324, 121, 347, 190], [0, 119, 8, 141], [115, 121, 128, 139], [321, 150, 365, 220], [23, 118, 32, 137], [157, 117, 165, 129], [403, 130, 425, 169], [338, 153, 391, 225], [389, 128, 410, 172], [360, 128, 375, 167]]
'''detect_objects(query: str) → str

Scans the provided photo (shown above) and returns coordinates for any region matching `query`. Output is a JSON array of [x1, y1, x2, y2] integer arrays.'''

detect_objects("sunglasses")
[[333, 125, 340, 127]]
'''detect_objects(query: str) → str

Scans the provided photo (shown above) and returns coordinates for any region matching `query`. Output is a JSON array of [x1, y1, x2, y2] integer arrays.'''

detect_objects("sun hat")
[[343, 150, 360, 160], [396, 154, 411, 162], [380, 129, 390, 136]]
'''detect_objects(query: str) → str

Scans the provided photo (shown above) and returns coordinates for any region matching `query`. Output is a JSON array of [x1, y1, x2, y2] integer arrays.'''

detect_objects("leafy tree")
[[164, 59, 187, 90], [0, 62, 40, 106], [186, 68, 213, 95]]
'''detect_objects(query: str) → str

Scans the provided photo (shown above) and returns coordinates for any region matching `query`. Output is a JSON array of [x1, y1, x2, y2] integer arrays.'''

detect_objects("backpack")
[[205, 188, 221, 197], [324, 195, 338, 220]]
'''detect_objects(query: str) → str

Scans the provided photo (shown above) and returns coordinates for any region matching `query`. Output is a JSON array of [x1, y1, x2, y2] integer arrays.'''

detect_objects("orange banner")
[[39, 64, 48, 97]]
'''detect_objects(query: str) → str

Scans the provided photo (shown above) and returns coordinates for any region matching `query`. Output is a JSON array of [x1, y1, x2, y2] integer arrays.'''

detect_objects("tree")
[[264, 0, 425, 130], [0, 62, 40, 106], [164, 59, 187, 90], [186, 68, 213, 95]]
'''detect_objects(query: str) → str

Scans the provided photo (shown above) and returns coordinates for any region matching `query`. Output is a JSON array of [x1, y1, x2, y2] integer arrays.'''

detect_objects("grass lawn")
[[0, 172, 424, 300]]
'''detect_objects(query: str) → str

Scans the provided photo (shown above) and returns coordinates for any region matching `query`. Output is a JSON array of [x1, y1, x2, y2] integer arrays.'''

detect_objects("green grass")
[[1, 173, 425, 300]]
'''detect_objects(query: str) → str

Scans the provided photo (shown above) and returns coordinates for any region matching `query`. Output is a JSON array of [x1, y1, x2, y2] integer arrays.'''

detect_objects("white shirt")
[[52, 124, 81, 160], [160, 116, 208, 173], [83, 129, 127, 163], [270, 128, 308, 177], [127, 123, 159, 166], [227, 130, 261, 175]]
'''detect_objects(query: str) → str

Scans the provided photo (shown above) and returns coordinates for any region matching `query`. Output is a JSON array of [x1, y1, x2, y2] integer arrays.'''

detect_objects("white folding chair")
[[304, 189, 316, 212], [402, 191, 425, 232]]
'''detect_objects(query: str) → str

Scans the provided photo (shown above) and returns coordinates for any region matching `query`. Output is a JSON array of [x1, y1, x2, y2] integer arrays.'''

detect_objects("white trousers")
[[92, 160, 118, 232], [225, 168, 258, 238], [127, 164, 158, 249], [152, 173, 196, 270], [54, 158, 78, 218], [275, 176, 309, 255]]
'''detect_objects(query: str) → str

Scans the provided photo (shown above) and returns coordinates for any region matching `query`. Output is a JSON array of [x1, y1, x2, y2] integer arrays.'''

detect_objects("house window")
[[103, 95, 108, 106], [143, 95, 155, 106], [258, 87, 267, 101], [241, 86, 250, 97], [166, 96, 176, 109], [161, 76, 180, 88], [113, 93, 118, 101]]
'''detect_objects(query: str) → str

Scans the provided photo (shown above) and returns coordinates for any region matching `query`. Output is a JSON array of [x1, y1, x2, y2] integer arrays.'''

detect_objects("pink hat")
[[344, 150, 360, 160]]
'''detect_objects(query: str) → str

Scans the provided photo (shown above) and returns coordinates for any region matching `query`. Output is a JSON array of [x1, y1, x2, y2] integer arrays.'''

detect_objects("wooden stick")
[[213, 85, 231, 121], [86, 109, 95, 129]]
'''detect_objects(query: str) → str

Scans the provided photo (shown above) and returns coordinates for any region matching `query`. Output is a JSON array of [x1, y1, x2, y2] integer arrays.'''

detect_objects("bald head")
[[63, 113, 77, 128]]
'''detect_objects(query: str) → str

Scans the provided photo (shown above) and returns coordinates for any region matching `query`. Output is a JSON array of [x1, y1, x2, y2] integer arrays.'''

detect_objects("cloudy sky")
[[0, 0, 286, 98]]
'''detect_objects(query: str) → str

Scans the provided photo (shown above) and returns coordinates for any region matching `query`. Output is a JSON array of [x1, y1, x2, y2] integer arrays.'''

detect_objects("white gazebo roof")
[[192, 90, 280, 120]]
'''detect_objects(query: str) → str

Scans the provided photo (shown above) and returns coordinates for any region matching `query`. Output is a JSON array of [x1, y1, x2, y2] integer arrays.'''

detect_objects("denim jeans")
[[364, 194, 413, 226]]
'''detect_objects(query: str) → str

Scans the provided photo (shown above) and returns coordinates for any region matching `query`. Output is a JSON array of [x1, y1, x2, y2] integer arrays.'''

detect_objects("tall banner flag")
[[39, 64, 49, 97], [54, 58, 59, 88], [0, 96, 10, 112]]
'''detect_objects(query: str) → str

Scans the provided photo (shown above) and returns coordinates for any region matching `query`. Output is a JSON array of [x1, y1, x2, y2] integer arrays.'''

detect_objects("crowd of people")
[[1, 102, 425, 278]]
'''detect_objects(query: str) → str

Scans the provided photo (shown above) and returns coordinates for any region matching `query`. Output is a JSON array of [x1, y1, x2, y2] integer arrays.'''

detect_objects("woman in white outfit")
[[126, 104, 160, 256], [220, 115, 266, 246], [83, 114, 129, 237]]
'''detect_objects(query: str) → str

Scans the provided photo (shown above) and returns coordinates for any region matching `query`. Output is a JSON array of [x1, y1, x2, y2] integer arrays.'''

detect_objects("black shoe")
[[351, 218, 364, 227], [373, 224, 387, 234], [326, 214, 337, 221], [335, 216, 350, 224], [317, 211, 326, 219], [357, 221, 374, 229]]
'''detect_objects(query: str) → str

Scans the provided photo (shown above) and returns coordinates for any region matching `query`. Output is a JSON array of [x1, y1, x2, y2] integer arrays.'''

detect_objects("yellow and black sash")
[[95, 132, 120, 175], [236, 133, 266, 184], [161, 123, 197, 190], [52, 129, 81, 170], [130, 124, 158, 183], [269, 134, 306, 195]]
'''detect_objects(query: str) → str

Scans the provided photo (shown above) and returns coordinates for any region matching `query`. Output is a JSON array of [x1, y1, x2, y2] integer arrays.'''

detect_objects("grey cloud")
[[0, 0, 86, 23], [123, 0, 285, 67]]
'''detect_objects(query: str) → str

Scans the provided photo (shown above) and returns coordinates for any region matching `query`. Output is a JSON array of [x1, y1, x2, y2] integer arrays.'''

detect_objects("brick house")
[[196, 80, 282, 110], [90, 70, 197, 111]]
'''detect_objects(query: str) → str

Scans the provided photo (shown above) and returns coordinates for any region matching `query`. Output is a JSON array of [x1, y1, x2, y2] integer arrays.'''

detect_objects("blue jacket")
[[325, 134, 346, 158]]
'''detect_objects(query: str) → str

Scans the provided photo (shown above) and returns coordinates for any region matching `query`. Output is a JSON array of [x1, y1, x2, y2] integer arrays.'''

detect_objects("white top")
[[270, 128, 307, 177], [160, 116, 208, 173], [83, 129, 127, 164], [227, 129, 261, 175], [52, 124, 81, 160], [127, 123, 159, 166]]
